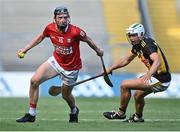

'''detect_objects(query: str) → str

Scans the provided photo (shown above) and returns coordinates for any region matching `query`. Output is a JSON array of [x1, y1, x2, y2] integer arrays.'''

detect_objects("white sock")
[[29, 107, 36, 116]]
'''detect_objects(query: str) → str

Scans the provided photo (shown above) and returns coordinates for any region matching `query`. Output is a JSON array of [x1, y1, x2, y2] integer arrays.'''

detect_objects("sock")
[[29, 102, 37, 116], [71, 106, 77, 114], [135, 113, 143, 118], [119, 107, 126, 115]]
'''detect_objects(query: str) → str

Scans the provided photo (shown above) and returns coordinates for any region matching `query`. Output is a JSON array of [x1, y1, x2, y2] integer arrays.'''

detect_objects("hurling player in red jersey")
[[16, 6, 103, 123]]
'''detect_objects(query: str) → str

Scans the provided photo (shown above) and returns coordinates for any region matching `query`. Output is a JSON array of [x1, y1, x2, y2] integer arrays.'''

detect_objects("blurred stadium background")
[[0, 0, 180, 98], [0, 0, 180, 131]]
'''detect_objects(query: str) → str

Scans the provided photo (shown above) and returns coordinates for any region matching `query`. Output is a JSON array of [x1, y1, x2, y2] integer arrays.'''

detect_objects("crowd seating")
[[102, 0, 146, 72], [147, 0, 180, 72]]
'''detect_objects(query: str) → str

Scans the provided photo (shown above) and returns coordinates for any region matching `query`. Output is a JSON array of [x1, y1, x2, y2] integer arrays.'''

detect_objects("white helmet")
[[126, 23, 145, 38]]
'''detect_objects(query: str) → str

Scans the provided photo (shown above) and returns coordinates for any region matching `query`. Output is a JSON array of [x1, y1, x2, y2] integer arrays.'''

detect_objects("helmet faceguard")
[[126, 23, 145, 44], [54, 6, 71, 30]]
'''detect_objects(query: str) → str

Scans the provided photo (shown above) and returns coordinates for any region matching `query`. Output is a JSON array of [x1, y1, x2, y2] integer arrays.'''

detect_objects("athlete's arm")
[[147, 52, 161, 76], [141, 52, 161, 83], [18, 32, 46, 53], [81, 36, 103, 56], [107, 52, 136, 74]]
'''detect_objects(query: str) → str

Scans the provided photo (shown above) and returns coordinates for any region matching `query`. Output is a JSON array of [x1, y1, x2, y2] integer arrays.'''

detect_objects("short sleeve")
[[145, 42, 158, 55], [43, 26, 50, 37], [143, 37, 158, 55], [75, 27, 87, 40]]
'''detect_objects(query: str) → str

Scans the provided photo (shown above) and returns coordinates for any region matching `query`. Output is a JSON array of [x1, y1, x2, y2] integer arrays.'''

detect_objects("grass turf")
[[0, 97, 180, 131]]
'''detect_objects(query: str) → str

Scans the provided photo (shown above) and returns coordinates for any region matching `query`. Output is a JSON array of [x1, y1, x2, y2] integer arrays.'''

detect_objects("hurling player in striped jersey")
[[103, 23, 171, 122]]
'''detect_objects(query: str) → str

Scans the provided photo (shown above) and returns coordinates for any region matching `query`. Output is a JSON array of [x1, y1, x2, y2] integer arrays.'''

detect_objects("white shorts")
[[148, 77, 170, 93], [47, 56, 79, 86]]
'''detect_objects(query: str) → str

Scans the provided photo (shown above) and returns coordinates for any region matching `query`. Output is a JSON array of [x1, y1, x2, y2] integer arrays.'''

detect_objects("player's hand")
[[16, 49, 26, 58], [96, 48, 104, 56], [100, 67, 112, 75], [106, 68, 113, 75], [140, 74, 151, 84]]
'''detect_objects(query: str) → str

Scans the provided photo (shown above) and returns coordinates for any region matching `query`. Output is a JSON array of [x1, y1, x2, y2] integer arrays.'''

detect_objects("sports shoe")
[[103, 111, 126, 120], [69, 107, 79, 123], [124, 114, 144, 123], [16, 113, 36, 123]]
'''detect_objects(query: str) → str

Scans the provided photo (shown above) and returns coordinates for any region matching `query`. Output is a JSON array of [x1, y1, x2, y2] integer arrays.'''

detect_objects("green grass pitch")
[[0, 97, 180, 131]]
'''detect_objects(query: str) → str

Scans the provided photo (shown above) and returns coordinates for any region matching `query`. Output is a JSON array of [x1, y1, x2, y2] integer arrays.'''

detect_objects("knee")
[[30, 77, 40, 88], [134, 92, 143, 101], [120, 81, 127, 91]]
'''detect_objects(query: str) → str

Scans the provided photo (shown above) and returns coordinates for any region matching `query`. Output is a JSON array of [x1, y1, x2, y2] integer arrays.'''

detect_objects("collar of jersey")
[[64, 24, 69, 32]]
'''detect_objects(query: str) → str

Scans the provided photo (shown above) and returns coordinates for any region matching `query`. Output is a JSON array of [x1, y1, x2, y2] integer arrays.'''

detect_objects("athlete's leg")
[[133, 90, 152, 116], [133, 77, 168, 116], [119, 81, 131, 113], [30, 61, 58, 105], [61, 84, 75, 110], [103, 80, 131, 120], [119, 78, 151, 113], [59, 69, 79, 123], [16, 61, 58, 123], [61, 84, 79, 123], [103, 78, 151, 120], [121, 90, 152, 122]]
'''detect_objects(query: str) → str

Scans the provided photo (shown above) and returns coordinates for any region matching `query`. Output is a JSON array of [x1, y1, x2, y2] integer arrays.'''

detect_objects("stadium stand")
[[1, 0, 179, 73], [0, 0, 108, 73], [147, 0, 180, 72], [102, 0, 147, 73], [177, 0, 180, 19], [102, 0, 141, 44]]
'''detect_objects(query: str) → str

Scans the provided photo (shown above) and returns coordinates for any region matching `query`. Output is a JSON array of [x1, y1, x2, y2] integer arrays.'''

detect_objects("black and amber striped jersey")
[[131, 37, 171, 83]]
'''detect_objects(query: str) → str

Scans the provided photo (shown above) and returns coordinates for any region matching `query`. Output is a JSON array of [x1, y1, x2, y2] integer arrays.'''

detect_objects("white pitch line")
[[1, 118, 180, 122]]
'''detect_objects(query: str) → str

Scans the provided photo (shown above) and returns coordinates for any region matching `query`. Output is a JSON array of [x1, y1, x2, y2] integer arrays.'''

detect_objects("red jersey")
[[43, 23, 86, 70]]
